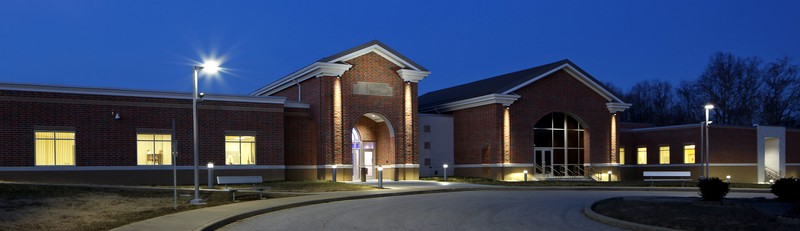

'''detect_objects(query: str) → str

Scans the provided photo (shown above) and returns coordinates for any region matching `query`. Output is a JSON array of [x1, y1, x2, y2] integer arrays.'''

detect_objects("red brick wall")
[[452, 104, 503, 164], [788, 130, 800, 163], [0, 90, 285, 167], [509, 70, 612, 164], [283, 107, 317, 165], [340, 52, 412, 166], [619, 125, 757, 164]]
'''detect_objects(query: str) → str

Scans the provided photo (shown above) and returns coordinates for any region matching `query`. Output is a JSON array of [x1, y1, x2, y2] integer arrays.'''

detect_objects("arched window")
[[533, 113, 585, 176]]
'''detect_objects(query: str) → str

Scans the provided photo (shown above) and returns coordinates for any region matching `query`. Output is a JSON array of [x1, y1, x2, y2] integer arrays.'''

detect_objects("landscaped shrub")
[[771, 177, 800, 202], [697, 177, 730, 201]]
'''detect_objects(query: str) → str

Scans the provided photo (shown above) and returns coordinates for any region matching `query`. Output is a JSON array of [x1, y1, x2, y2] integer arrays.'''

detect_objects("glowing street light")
[[190, 60, 221, 205], [703, 104, 714, 178]]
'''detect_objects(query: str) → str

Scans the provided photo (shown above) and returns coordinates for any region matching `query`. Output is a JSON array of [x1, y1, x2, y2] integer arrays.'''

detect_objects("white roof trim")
[[330, 44, 424, 71], [421, 94, 521, 113], [501, 63, 626, 103], [0, 82, 286, 104], [397, 69, 430, 83], [251, 62, 353, 96], [607, 102, 632, 113]]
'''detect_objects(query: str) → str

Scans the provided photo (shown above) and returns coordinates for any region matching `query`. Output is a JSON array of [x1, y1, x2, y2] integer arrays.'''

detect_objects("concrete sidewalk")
[[111, 181, 770, 231], [111, 181, 484, 231]]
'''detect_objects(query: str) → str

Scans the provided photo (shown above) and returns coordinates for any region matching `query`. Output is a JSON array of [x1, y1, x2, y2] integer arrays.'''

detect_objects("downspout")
[[292, 76, 302, 101]]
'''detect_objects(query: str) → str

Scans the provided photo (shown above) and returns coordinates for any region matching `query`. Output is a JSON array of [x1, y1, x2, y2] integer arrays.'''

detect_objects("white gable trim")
[[421, 94, 521, 113], [397, 69, 431, 83], [251, 62, 352, 96], [329, 44, 425, 72], [607, 102, 632, 113], [501, 63, 625, 103]]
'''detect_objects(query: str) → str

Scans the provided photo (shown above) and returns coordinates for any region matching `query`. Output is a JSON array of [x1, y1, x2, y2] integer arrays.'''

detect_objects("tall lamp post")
[[704, 104, 714, 178], [190, 61, 220, 205]]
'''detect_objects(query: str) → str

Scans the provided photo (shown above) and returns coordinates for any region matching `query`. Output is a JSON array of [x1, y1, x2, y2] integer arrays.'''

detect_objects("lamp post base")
[[190, 198, 206, 205]]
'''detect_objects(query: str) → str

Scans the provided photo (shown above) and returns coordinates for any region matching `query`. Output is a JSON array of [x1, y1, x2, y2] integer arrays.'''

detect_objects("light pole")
[[704, 104, 714, 178], [190, 61, 220, 205]]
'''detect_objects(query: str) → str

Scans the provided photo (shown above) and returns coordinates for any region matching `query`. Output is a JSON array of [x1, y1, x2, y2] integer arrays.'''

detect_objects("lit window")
[[637, 147, 647, 165], [684, 145, 696, 164], [35, 131, 75, 166], [137, 133, 172, 165], [226, 135, 256, 165], [619, 147, 625, 165], [659, 146, 670, 164]]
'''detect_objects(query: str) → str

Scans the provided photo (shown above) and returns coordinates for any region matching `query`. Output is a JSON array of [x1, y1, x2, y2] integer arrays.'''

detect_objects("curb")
[[583, 200, 680, 231], [197, 188, 463, 231]]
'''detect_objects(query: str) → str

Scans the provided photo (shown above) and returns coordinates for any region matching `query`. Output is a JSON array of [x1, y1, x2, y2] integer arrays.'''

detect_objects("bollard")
[[332, 165, 337, 183], [523, 170, 528, 182], [207, 163, 214, 188], [377, 166, 384, 188]]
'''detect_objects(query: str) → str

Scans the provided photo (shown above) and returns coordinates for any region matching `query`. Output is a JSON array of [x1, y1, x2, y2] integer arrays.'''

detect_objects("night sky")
[[1, 1, 798, 96]]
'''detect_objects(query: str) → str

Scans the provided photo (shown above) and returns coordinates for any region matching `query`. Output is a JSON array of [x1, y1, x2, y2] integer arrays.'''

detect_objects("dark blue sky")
[[2, 1, 799, 96]]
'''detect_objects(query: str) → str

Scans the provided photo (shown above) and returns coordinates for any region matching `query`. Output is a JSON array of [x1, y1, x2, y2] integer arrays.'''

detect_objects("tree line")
[[607, 52, 800, 128]]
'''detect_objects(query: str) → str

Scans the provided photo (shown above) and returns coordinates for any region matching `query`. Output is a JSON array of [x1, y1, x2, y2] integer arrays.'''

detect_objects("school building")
[[0, 40, 796, 184]]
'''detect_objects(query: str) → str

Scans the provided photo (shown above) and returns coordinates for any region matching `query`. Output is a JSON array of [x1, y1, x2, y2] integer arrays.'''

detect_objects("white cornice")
[[0, 82, 286, 104], [421, 94, 521, 113], [251, 62, 353, 96], [397, 69, 430, 83], [501, 63, 626, 103], [607, 102, 632, 113]]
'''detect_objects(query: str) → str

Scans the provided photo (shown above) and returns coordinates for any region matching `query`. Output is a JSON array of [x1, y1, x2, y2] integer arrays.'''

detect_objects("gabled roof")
[[251, 40, 429, 96], [317, 40, 428, 72], [419, 59, 627, 113]]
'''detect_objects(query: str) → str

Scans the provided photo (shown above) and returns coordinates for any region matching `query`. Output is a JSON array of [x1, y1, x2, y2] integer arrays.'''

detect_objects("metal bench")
[[643, 171, 691, 187], [216, 176, 270, 201]]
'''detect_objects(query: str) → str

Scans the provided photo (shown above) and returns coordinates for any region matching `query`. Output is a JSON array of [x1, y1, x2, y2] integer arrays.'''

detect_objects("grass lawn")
[[593, 197, 800, 230], [0, 181, 374, 231], [420, 176, 772, 188]]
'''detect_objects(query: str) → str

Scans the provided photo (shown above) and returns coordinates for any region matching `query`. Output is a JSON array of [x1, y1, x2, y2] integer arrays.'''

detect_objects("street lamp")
[[190, 60, 220, 205], [704, 104, 714, 178]]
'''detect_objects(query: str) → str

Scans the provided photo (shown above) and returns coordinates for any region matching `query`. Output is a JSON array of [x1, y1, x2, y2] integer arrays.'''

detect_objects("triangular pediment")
[[252, 40, 429, 96]]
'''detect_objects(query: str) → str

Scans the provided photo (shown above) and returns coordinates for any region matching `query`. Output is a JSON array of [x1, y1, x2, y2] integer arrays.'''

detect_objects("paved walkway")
[[111, 181, 769, 231]]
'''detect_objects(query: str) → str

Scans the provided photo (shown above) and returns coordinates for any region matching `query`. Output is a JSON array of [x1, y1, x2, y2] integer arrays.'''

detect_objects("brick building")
[[1, 40, 797, 184]]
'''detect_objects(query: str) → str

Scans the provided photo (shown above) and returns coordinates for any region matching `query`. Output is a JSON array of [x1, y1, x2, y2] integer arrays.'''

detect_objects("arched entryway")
[[533, 112, 587, 178], [351, 113, 395, 181]]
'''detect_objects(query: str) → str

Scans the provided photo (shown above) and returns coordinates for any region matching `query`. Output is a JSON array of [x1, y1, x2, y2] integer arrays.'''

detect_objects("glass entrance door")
[[363, 142, 375, 179], [534, 149, 553, 177]]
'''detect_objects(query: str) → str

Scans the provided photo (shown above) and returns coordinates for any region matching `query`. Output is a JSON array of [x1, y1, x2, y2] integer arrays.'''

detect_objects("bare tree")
[[623, 80, 675, 126], [696, 52, 763, 125], [673, 80, 705, 124], [760, 57, 800, 126]]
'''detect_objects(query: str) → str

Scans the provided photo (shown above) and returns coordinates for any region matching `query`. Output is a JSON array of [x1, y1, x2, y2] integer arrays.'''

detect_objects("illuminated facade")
[[2, 40, 798, 184]]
